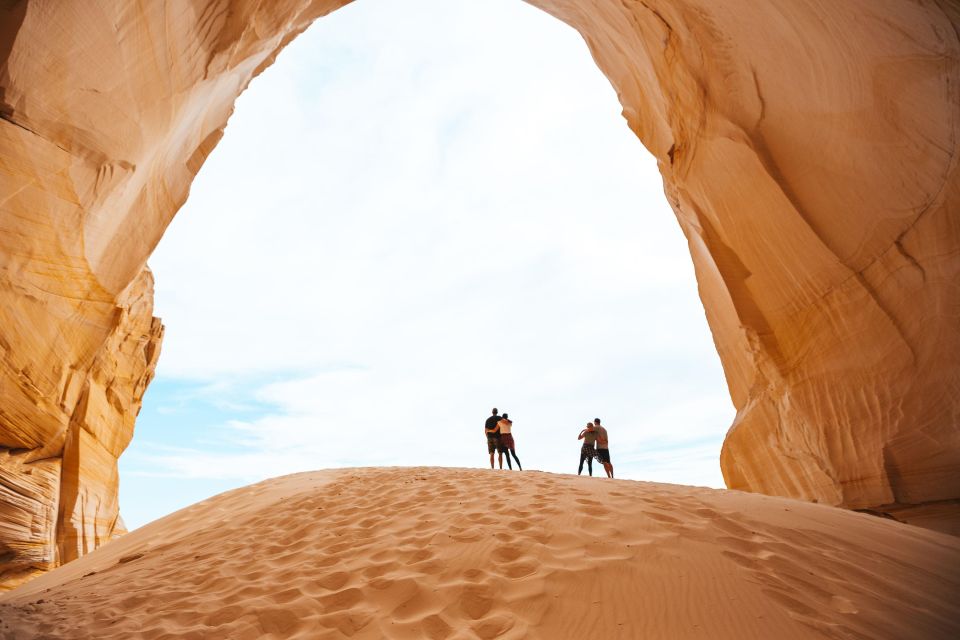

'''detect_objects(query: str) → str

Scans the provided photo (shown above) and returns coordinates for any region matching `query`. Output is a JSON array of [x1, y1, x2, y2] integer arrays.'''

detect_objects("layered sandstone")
[[0, 263, 162, 589], [0, 0, 958, 588]]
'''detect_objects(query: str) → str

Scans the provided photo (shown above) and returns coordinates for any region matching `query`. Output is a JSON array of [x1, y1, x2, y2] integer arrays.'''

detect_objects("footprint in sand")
[[472, 613, 515, 639], [421, 613, 453, 640], [318, 587, 365, 613], [310, 554, 342, 569], [314, 570, 350, 591], [502, 561, 538, 579], [508, 519, 532, 531], [459, 584, 494, 620], [404, 548, 435, 565], [645, 511, 682, 525], [361, 561, 399, 580], [448, 528, 484, 543], [317, 609, 374, 636], [492, 544, 525, 563], [270, 587, 305, 605], [461, 568, 489, 582]]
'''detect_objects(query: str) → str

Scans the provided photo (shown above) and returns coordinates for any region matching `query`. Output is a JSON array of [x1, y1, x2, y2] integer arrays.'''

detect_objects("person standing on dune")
[[594, 418, 614, 478], [497, 413, 522, 471], [485, 408, 504, 469], [577, 421, 597, 476]]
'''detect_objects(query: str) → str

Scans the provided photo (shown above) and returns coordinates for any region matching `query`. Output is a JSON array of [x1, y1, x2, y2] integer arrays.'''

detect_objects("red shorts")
[[499, 433, 515, 450]]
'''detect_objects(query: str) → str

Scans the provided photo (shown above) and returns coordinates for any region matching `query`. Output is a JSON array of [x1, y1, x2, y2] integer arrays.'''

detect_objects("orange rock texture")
[[0, 0, 958, 587]]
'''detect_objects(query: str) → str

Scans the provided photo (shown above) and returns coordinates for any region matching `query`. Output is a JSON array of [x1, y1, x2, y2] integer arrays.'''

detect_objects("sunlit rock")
[[0, 259, 161, 589], [0, 0, 957, 587], [534, 0, 960, 520]]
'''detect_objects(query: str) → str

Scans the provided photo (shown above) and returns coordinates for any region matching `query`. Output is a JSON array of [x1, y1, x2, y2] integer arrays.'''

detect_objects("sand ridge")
[[1, 467, 958, 639]]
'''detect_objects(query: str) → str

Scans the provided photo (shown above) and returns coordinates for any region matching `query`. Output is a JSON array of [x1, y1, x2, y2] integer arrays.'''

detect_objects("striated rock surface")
[[0, 262, 162, 590], [0, 0, 958, 587]]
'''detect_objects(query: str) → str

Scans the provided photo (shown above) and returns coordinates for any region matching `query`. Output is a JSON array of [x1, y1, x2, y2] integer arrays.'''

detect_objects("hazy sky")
[[118, 0, 734, 530]]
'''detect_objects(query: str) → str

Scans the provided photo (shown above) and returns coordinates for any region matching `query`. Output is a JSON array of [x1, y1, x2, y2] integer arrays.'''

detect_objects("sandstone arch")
[[0, 0, 958, 588]]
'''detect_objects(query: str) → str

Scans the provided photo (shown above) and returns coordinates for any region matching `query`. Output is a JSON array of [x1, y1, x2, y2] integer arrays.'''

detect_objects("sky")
[[118, 0, 734, 530]]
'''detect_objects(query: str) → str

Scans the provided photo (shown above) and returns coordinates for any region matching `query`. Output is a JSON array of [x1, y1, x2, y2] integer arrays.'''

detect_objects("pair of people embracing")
[[484, 408, 522, 470], [578, 418, 614, 478]]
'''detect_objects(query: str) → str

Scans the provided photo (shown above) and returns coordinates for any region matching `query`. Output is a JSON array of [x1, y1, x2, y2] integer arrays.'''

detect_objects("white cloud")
[[122, 0, 734, 526]]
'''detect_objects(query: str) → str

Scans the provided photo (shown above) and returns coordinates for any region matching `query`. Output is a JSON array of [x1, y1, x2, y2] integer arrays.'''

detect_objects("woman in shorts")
[[577, 421, 597, 476], [497, 413, 522, 470]]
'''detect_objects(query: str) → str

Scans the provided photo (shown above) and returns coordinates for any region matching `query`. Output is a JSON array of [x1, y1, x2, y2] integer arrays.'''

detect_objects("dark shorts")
[[499, 433, 515, 450], [596, 448, 611, 464], [487, 434, 501, 454]]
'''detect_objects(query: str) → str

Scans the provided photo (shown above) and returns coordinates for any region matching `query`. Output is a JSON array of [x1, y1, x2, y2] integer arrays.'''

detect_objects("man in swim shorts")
[[594, 418, 614, 478], [485, 408, 503, 469]]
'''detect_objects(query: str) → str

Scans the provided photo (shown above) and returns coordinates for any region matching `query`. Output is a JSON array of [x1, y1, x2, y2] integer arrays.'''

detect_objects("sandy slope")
[[1, 467, 958, 639]]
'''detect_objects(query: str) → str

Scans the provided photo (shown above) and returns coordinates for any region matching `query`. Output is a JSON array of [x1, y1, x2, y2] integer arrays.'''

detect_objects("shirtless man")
[[594, 418, 614, 478], [577, 421, 598, 476]]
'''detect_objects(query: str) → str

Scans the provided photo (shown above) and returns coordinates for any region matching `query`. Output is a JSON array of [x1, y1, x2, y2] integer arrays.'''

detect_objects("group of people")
[[482, 409, 614, 478]]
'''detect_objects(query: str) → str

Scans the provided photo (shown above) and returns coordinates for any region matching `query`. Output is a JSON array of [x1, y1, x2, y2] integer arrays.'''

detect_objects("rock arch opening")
[[118, 0, 732, 529], [0, 0, 957, 588]]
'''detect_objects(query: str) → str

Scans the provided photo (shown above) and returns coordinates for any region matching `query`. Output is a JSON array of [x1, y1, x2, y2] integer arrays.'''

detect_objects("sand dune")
[[1, 467, 958, 639]]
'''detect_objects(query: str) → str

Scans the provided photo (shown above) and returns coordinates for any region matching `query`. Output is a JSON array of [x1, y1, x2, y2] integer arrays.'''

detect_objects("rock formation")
[[0, 261, 161, 589], [0, 0, 957, 588]]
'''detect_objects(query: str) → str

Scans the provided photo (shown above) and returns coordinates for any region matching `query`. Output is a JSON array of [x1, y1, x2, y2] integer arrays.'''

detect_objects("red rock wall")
[[0, 0, 957, 588]]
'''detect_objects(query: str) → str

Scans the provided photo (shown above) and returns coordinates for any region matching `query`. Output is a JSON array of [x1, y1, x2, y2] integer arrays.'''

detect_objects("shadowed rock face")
[[0, 0, 957, 587]]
